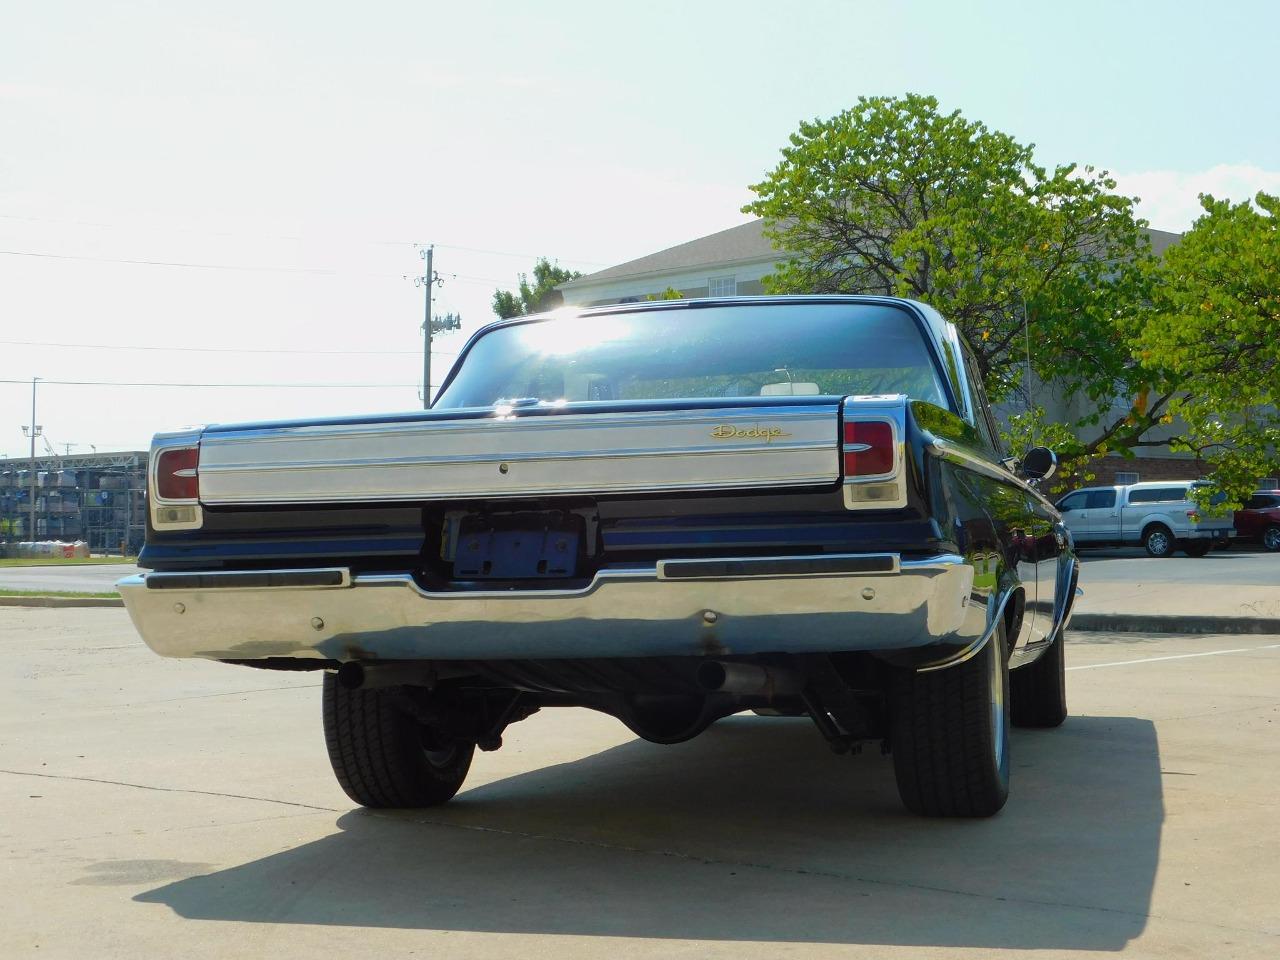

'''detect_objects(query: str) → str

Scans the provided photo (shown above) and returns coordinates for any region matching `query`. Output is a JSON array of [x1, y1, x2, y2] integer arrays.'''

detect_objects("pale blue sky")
[[3, 0, 1278, 457]]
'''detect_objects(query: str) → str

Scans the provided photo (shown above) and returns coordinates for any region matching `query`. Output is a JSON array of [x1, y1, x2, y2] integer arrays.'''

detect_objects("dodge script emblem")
[[711, 424, 793, 443]]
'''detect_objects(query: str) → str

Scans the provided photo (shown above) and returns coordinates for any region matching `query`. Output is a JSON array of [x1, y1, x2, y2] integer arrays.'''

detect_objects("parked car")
[[1055, 481, 1235, 557], [118, 295, 1078, 818], [1234, 490, 1280, 551]]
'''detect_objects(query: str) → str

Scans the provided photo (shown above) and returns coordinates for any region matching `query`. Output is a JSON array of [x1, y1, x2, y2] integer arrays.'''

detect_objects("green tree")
[[1128, 192, 1280, 502], [646, 286, 684, 301], [492, 258, 583, 319], [744, 94, 1172, 484]]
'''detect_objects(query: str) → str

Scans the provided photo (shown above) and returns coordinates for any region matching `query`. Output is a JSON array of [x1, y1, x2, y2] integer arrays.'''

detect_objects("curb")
[[1072, 613, 1280, 635], [0, 595, 124, 609]]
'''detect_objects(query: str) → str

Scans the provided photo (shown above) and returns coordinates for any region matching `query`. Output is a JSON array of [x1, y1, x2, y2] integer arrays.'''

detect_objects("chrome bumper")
[[117, 553, 981, 662]]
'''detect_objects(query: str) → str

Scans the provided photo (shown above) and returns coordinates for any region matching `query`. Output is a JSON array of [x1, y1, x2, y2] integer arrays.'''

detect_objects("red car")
[[1234, 491, 1280, 551]]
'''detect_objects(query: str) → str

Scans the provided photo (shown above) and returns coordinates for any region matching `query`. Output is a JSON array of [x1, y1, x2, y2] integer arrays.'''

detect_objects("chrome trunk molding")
[[196, 405, 841, 505]]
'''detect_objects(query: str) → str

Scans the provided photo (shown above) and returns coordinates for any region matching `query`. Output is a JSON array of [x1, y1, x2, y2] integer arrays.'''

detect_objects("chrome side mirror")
[[1020, 446, 1057, 482]]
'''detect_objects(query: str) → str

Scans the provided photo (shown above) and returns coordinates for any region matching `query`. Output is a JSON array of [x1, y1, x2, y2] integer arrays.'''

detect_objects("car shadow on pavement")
[[137, 714, 1162, 950]]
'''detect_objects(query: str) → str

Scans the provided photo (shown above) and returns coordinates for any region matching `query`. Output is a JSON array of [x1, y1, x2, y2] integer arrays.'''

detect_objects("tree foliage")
[[1131, 192, 1280, 501], [492, 258, 583, 319], [646, 286, 685, 301], [745, 94, 1278, 496]]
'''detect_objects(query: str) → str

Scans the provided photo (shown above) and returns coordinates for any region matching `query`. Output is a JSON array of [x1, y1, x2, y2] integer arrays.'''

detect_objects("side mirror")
[[1020, 446, 1057, 482]]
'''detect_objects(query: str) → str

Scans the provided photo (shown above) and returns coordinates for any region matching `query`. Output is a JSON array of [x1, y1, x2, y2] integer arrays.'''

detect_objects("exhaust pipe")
[[696, 661, 801, 700], [336, 661, 439, 691]]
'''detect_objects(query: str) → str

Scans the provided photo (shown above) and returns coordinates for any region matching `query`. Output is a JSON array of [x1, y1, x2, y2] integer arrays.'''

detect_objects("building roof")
[[560, 218, 1184, 288], [558, 220, 777, 288]]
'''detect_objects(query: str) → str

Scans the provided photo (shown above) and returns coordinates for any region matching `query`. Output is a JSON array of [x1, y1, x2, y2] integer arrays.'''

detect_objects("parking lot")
[[3, 607, 1278, 959]]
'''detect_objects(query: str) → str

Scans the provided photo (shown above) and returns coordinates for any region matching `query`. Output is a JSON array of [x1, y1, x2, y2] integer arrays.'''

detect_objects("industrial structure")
[[0, 450, 147, 555]]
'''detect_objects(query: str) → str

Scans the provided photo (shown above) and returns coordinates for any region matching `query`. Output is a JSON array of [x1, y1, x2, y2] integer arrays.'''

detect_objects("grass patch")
[[0, 588, 120, 599], [0, 556, 135, 567]]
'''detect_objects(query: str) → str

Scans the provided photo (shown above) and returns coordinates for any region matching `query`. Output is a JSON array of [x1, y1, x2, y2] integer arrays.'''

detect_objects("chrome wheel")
[[1145, 528, 1172, 557], [1264, 527, 1280, 552]]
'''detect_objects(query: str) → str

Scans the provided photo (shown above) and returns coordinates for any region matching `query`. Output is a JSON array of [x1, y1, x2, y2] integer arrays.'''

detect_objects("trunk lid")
[[196, 398, 842, 505]]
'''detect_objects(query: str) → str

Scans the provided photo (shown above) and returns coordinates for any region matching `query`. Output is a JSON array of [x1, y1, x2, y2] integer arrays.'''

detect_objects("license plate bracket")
[[453, 514, 581, 579]]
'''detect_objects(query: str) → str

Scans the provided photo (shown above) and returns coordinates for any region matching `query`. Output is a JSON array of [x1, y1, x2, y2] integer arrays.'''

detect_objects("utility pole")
[[22, 377, 41, 540], [415, 244, 443, 409]]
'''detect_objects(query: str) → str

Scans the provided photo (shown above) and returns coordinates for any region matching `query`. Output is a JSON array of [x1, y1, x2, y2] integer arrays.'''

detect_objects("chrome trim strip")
[[916, 585, 1016, 673], [926, 437, 1044, 498], [206, 407, 832, 444], [196, 438, 835, 474], [118, 552, 981, 662]]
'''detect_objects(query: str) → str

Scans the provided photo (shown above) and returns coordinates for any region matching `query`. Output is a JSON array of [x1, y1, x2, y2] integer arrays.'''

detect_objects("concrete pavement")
[[1075, 551, 1280, 624], [3, 606, 1279, 958], [0, 562, 138, 594]]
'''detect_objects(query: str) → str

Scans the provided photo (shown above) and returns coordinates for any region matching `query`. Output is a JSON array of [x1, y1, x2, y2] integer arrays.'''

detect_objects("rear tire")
[[1263, 526, 1280, 552], [322, 674, 475, 808], [891, 622, 1010, 817], [1143, 524, 1175, 557], [1183, 540, 1211, 558], [1010, 624, 1068, 728]]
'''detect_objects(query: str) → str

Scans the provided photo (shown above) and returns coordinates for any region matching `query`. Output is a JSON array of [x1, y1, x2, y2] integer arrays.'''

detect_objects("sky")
[[2, 0, 1278, 459]]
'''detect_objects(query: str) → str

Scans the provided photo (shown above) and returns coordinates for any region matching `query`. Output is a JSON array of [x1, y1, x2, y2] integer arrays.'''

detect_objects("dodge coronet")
[[119, 296, 1076, 817]]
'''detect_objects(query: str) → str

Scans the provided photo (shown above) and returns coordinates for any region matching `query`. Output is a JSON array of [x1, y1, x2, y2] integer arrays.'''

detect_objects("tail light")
[[156, 448, 199, 500], [1187, 510, 1200, 523], [149, 435, 204, 530], [842, 397, 908, 510], [844, 420, 895, 477]]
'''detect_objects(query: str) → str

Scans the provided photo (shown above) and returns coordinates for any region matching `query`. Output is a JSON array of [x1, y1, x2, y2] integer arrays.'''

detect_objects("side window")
[[1057, 492, 1086, 512], [1128, 486, 1188, 504], [959, 346, 1001, 455], [1086, 490, 1116, 508]]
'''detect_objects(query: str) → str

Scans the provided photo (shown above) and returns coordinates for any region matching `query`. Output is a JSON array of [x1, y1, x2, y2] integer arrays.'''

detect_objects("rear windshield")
[[433, 303, 951, 410]]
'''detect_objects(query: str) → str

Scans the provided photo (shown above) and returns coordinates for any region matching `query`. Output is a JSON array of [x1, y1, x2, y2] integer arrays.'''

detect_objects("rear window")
[[1127, 486, 1189, 504], [1086, 490, 1116, 508], [1245, 494, 1280, 509], [434, 303, 951, 409]]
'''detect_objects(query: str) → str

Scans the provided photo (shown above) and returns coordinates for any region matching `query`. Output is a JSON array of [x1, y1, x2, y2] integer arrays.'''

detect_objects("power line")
[[0, 337, 461, 358], [0, 248, 514, 284], [0, 212, 608, 267], [1, 249, 344, 275], [0, 378, 421, 389]]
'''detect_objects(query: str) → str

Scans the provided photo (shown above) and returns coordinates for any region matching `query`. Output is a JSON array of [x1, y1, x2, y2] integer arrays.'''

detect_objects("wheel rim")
[[1265, 528, 1280, 551], [989, 637, 1006, 770], [1148, 531, 1169, 554], [417, 728, 459, 768]]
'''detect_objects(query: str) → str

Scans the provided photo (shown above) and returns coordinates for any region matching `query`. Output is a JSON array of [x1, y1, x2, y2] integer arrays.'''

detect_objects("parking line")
[[1067, 643, 1280, 671]]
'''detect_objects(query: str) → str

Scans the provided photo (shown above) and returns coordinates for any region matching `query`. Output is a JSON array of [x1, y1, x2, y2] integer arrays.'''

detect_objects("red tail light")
[[156, 447, 199, 500], [843, 420, 894, 477]]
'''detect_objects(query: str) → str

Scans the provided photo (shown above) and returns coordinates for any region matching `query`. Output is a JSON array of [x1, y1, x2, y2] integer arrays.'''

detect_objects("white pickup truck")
[[1055, 481, 1235, 557]]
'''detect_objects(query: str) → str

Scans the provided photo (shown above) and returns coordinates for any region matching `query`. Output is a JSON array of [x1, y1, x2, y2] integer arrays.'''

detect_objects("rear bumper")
[[117, 553, 984, 663], [1183, 529, 1236, 540]]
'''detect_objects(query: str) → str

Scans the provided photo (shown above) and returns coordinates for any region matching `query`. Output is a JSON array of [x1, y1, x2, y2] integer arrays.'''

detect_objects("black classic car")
[[120, 296, 1075, 817]]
